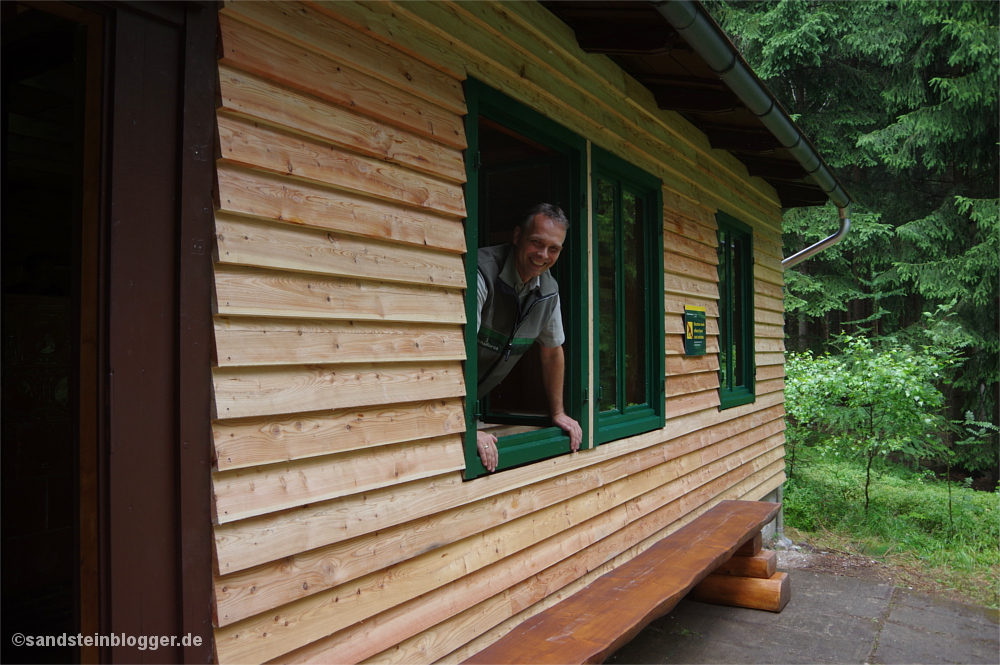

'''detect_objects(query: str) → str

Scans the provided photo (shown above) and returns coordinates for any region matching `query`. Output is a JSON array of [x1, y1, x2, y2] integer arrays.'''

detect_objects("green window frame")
[[716, 212, 756, 410], [592, 147, 665, 444], [463, 80, 588, 479]]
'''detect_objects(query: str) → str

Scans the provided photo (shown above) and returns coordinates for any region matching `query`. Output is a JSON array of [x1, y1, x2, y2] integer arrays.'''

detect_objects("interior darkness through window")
[[477, 116, 570, 422]]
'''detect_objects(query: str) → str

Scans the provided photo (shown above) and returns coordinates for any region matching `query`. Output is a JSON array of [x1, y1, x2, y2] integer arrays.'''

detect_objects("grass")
[[782, 448, 1000, 608]]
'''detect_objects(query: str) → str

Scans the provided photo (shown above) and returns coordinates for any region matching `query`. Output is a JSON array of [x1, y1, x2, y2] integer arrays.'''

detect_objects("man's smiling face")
[[511, 214, 566, 283]]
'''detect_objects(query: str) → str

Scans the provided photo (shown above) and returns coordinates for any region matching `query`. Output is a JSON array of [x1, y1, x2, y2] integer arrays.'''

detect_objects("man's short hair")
[[518, 203, 570, 233]]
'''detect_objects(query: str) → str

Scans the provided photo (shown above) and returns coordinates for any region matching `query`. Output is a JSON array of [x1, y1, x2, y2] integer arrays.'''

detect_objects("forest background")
[[708, 0, 998, 478], [705, 0, 999, 605]]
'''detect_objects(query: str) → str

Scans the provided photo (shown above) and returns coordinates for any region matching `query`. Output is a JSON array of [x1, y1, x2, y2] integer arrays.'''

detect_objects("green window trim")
[[463, 79, 588, 479], [591, 146, 665, 445], [716, 212, 756, 410]]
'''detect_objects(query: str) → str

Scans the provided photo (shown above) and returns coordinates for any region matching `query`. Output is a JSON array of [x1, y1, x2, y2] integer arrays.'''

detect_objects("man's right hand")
[[476, 430, 499, 472]]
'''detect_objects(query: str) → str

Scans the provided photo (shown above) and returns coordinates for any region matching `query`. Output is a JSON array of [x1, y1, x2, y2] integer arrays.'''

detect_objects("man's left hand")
[[551, 412, 582, 452]]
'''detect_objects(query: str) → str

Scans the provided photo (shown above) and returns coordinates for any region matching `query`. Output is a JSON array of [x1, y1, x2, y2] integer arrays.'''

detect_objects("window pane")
[[596, 178, 618, 412], [717, 229, 729, 390], [732, 235, 744, 388], [623, 190, 646, 407]]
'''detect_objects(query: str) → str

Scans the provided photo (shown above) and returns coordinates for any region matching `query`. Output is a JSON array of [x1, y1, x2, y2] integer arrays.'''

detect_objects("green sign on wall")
[[684, 305, 707, 356]]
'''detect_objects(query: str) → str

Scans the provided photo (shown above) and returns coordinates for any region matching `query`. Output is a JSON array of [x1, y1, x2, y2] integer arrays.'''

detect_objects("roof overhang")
[[540, 0, 852, 212]]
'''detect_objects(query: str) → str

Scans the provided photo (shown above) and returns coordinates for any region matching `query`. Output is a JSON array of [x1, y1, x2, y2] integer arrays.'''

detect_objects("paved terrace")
[[608, 557, 999, 664]]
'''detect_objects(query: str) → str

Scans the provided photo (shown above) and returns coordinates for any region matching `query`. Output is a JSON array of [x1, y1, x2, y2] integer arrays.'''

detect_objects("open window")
[[463, 80, 587, 478], [716, 212, 756, 409]]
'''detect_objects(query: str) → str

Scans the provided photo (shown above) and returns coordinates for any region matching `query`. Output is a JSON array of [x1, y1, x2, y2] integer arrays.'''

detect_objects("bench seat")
[[464, 500, 781, 665]]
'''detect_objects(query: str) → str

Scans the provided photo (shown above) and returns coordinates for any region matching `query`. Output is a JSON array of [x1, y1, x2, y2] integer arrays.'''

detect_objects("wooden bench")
[[464, 500, 786, 665]]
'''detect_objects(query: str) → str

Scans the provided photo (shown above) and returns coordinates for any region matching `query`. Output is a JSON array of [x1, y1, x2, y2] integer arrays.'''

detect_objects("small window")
[[716, 212, 755, 409], [592, 147, 664, 444]]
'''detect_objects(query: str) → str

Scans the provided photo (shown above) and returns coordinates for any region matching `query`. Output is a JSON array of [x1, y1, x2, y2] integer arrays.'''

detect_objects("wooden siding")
[[209, 2, 788, 663]]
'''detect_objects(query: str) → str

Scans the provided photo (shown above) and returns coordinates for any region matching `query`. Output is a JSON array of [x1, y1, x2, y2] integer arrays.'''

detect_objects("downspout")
[[653, 0, 851, 268]]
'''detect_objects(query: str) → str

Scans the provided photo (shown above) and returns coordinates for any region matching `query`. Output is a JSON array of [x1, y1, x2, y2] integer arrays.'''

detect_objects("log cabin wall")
[[208, 1, 787, 663]]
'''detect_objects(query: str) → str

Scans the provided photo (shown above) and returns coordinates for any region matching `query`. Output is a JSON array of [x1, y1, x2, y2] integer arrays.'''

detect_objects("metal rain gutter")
[[653, 0, 851, 268]]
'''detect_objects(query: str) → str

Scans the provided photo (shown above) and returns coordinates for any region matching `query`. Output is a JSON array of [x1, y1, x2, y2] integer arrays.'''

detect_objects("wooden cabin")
[[1, 1, 848, 663]]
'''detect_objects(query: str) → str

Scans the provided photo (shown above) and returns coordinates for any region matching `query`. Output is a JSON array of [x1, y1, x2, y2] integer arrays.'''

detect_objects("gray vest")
[[477, 244, 560, 397]]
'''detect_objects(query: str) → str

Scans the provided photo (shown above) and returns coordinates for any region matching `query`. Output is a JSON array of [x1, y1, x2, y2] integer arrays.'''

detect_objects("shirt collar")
[[499, 245, 541, 296]]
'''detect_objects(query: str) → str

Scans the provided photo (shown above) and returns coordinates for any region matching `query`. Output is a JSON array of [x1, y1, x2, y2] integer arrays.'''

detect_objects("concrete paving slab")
[[871, 590, 1000, 665], [606, 568, 998, 665]]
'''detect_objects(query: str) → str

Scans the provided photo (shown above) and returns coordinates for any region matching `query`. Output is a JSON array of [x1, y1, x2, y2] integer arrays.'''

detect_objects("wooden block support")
[[688, 571, 790, 613], [714, 549, 777, 579], [734, 530, 762, 557]]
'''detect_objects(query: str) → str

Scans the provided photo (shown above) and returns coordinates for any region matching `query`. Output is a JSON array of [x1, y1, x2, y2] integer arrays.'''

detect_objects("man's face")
[[511, 214, 566, 283]]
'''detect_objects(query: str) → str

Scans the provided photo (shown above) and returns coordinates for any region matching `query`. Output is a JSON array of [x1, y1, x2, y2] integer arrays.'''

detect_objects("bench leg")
[[714, 549, 777, 579], [688, 571, 790, 612]]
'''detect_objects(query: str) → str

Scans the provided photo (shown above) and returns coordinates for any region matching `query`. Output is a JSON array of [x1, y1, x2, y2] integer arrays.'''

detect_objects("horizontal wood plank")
[[663, 272, 718, 300], [755, 323, 785, 339], [214, 398, 465, 471], [664, 371, 720, 398], [215, 212, 466, 289], [214, 264, 466, 323], [213, 434, 464, 523], [755, 308, 785, 326], [756, 364, 785, 381], [755, 293, 784, 314], [663, 210, 718, 247], [212, 360, 466, 420], [218, 65, 465, 183], [218, 114, 466, 217], [664, 390, 721, 419], [665, 230, 719, 265], [214, 316, 465, 367], [222, 0, 466, 114], [754, 278, 784, 301], [219, 13, 466, 149], [664, 353, 720, 375], [216, 163, 466, 253], [755, 337, 786, 353], [662, 250, 719, 283]]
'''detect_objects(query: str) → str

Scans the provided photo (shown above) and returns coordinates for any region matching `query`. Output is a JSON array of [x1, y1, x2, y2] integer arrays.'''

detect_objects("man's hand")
[[552, 412, 582, 452], [538, 345, 583, 453], [476, 430, 499, 472]]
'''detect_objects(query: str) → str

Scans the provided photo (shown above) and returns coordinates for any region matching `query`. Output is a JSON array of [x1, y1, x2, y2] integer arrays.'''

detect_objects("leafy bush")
[[785, 334, 958, 510]]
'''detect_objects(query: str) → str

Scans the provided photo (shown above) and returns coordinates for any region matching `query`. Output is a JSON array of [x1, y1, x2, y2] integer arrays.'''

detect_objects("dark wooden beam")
[[569, 22, 677, 55], [551, 7, 662, 25], [771, 182, 829, 206], [636, 74, 727, 90], [652, 86, 741, 114], [742, 157, 808, 180], [707, 128, 781, 152]]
